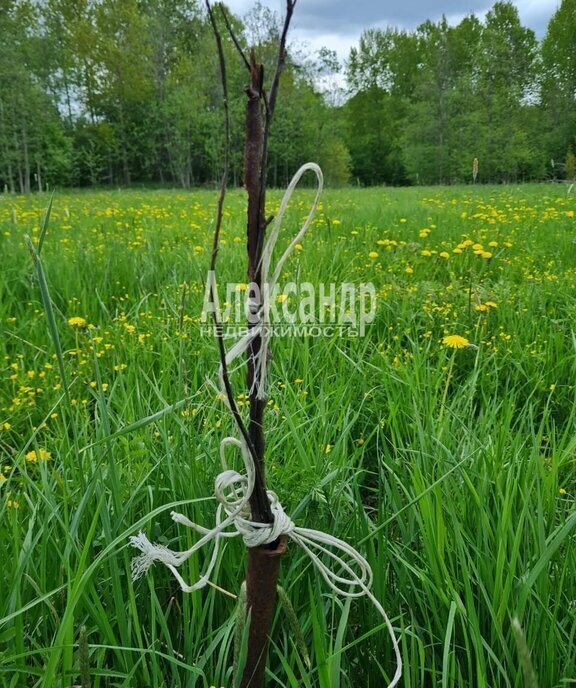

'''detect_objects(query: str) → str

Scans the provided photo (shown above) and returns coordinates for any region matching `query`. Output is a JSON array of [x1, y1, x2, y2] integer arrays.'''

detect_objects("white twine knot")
[[129, 473, 401, 686], [129, 163, 402, 687]]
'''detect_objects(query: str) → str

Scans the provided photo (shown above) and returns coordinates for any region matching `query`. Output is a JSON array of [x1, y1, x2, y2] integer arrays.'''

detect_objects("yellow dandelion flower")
[[68, 316, 87, 328], [421, 250, 432, 257], [439, 252, 450, 259], [25, 448, 51, 462], [325, 444, 332, 454], [368, 251, 378, 259], [481, 251, 493, 259], [442, 335, 470, 349]]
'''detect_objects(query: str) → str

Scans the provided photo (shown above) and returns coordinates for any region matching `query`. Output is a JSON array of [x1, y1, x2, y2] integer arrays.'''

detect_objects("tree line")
[[0, 0, 575, 192]]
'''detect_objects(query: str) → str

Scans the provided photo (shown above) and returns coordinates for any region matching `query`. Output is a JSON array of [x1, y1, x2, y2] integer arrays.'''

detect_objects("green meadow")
[[1, 184, 576, 687]]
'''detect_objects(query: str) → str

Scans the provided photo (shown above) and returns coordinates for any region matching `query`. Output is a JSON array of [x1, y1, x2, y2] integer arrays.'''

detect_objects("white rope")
[[255, 162, 324, 399], [129, 163, 402, 687]]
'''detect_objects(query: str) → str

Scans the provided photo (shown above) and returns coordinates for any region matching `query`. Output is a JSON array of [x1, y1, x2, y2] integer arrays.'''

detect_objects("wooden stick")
[[242, 7, 297, 686], [206, 3, 297, 685], [244, 48, 275, 525]]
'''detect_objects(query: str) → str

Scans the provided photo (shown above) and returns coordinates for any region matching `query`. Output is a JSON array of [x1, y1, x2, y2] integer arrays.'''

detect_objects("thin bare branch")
[[205, 0, 258, 463], [266, 0, 296, 123], [219, 4, 251, 73], [255, 0, 297, 262], [206, 0, 230, 273]]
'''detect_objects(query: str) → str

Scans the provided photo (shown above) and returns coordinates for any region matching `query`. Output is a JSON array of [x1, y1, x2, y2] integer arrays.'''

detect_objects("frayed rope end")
[[129, 531, 182, 581], [129, 532, 157, 580]]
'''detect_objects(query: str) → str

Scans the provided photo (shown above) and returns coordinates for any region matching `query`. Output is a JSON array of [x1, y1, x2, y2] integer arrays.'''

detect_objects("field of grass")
[[1, 183, 576, 687]]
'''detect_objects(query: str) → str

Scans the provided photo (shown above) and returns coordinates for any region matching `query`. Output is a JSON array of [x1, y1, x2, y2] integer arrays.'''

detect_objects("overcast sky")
[[224, 0, 560, 61]]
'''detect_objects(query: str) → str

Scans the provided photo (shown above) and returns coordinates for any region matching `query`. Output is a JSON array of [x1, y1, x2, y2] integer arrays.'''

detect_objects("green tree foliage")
[[567, 147, 576, 182], [476, 2, 542, 182], [0, 0, 574, 190], [345, 28, 417, 185], [0, 0, 344, 190], [0, 1, 73, 192], [402, 17, 484, 185], [541, 0, 576, 170], [345, 1, 553, 185]]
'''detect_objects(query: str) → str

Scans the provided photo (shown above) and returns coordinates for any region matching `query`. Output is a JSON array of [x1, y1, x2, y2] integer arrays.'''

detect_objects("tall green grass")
[[0, 185, 575, 686]]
